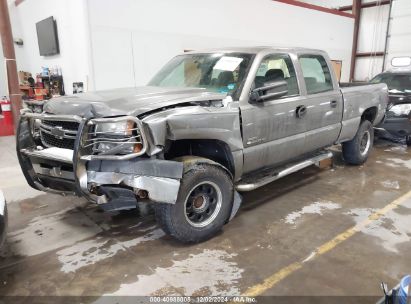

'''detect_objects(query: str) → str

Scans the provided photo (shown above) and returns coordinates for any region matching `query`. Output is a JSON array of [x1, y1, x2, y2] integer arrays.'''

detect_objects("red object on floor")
[[0, 98, 14, 136]]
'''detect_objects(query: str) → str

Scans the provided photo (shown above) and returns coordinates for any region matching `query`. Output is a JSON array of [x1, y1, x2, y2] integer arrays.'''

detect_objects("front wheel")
[[342, 120, 374, 165], [155, 163, 233, 243]]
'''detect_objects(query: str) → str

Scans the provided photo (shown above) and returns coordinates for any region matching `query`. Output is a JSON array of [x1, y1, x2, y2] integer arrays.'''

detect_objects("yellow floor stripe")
[[243, 189, 411, 297]]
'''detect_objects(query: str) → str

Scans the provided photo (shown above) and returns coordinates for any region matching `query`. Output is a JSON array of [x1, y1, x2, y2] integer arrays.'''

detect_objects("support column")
[[0, 0, 22, 130], [349, 0, 362, 82], [382, 0, 393, 71]]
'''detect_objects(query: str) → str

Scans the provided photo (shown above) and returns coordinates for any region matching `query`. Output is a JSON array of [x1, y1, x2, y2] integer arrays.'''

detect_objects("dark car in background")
[[371, 69, 411, 145]]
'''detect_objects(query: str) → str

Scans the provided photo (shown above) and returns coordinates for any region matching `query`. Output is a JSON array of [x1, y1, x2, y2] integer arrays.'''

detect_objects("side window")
[[254, 54, 299, 96], [299, 55, 334, 94]]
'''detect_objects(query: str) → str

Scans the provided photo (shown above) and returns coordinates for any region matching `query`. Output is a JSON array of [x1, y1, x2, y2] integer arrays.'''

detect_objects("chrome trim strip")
[[22, 112, 84, 123], [85, 136, 140, 142], [21, 148, 74, 164], [88, 127, 140, 135]]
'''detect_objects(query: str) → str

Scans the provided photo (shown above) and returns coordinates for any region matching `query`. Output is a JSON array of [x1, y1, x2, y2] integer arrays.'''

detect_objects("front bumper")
[[17, 113, 183, 208], [375, 108, 411, 140]]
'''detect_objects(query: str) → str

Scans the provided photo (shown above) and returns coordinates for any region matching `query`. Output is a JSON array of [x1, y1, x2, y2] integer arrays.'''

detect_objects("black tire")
[[342, 120, 374, 165], [406, 136, 411, 146], [155, 163, 233, 243]]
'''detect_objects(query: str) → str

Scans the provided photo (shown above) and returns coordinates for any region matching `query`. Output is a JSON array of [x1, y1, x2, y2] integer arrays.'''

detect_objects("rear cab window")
[[299, 54, 334, 94]]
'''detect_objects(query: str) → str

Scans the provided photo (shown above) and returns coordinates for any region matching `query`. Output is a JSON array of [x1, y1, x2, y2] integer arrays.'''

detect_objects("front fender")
[[142, 104, 243, 154]]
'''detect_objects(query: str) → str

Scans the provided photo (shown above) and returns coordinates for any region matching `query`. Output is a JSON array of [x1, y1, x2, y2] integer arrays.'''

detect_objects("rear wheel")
[[406, 135, 411, 146], [155, 163, 233, 243], [342, 120, 374, 165]]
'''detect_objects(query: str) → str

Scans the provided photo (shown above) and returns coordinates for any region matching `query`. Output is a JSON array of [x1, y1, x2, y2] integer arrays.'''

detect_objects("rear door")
[[240, 53, 307, 173], [298, 54, 343, 151]]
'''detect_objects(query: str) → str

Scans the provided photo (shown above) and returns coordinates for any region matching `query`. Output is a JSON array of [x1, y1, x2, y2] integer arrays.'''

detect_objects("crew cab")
[[17, 47, 388, 242]]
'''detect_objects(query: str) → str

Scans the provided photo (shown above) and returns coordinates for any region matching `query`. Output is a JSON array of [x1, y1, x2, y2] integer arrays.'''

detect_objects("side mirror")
[[250, 80, 288, 103]]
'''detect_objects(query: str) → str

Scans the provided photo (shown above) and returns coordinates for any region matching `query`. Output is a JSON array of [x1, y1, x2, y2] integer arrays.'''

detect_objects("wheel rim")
[[360, 130, 371, 156], [184, 181, 222, 228]]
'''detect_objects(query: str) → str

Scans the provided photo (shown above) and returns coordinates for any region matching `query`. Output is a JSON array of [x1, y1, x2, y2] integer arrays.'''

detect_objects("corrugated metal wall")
[[355, 0, 411, 80], [385, 0, 411, 70], [297, 0, 411, 81], [354, 3, 390, 81]]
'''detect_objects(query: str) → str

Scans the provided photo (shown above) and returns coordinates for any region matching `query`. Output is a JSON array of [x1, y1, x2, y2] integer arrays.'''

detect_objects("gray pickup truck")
[[17, 47, 388, 242]]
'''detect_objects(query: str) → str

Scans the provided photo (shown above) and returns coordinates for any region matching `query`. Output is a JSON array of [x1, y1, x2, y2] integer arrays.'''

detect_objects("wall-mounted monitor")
[[36, 16, 59, 56]]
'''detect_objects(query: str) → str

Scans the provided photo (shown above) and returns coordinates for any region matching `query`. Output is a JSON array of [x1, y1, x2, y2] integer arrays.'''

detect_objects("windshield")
[[370, 73, 411, 93], [148, 53, 254, 96]]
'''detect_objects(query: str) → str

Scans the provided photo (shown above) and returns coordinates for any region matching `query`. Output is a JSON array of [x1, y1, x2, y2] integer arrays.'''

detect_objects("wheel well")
[[361, 107, 378, 123], [165, 139, 235, 177]]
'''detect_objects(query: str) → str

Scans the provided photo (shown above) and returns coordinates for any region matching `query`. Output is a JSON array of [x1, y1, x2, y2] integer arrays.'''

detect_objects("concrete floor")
[[1, 135, 411, 301]]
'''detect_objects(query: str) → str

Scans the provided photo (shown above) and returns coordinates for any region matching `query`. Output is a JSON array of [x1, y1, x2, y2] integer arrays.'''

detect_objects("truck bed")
[[335, 82, 388, 143], [340, 83, 388, 125]]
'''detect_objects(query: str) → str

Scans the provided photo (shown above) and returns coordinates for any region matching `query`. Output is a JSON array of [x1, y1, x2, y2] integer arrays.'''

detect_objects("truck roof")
[[186, 46, 325, 55]]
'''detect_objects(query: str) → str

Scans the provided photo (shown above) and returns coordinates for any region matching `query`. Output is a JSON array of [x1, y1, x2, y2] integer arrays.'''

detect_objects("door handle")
[[330, 100, 338, 108], [296, 105, 307, 118]]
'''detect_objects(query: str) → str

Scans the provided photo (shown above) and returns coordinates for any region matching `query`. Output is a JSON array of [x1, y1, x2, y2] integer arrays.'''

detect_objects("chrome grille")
[[42, 120, 79, 131], [40, 119, 80, 149]]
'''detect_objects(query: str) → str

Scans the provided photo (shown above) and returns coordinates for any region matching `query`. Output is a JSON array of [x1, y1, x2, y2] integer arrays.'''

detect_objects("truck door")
[[298, 54, 343, 151], [240, 53, 307, 173]]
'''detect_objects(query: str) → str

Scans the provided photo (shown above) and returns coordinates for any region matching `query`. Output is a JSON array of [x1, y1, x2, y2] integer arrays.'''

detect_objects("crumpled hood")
[[43, 86, 227, 118]]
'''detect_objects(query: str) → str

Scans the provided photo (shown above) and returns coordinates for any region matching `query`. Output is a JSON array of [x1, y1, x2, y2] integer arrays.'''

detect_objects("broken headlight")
[[86, 119, 144, 156]]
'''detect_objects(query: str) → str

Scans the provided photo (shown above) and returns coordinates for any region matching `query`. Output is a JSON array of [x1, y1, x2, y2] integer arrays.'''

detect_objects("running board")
[[235, 151, 333, 192]]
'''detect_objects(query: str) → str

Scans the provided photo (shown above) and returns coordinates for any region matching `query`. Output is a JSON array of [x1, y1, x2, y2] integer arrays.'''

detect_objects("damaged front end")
[[375, 102, 411, 144], [17, 112, 184, 211]]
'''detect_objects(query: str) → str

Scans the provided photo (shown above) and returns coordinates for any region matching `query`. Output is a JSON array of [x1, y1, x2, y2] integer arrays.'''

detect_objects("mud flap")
[[228, 191, 242, 221]]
